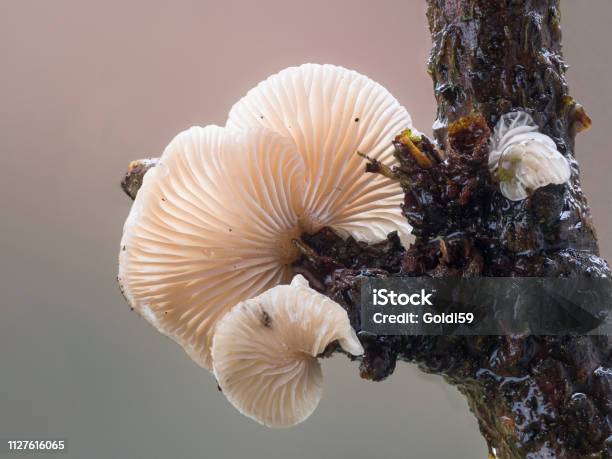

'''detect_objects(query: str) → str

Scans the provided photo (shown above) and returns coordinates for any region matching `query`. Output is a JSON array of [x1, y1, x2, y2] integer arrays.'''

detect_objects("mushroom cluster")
[[488, 111, 571, 201], [119, 63, 414, 426]]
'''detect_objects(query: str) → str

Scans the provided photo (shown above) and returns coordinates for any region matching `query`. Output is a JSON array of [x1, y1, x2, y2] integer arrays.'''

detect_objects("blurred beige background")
[[0, 1, 610, 458]]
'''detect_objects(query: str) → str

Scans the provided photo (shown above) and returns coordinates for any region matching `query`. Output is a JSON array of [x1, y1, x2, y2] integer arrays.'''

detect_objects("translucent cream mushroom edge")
[[118, 63, 414, 373], [488, 111, 571, 201], [212, 275, 364, 427]]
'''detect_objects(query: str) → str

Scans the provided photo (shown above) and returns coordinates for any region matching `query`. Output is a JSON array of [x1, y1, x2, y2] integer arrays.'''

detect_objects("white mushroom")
[[227, 63, 414, 244], [211, 275, 363, 428], [119, 65, 416, 371], [119, 125, 306, 370], [488, 111, 571, 201]]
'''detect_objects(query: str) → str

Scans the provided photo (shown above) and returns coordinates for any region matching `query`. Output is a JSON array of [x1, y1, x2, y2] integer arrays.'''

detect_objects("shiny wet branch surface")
[[293, 0, 611, 457]]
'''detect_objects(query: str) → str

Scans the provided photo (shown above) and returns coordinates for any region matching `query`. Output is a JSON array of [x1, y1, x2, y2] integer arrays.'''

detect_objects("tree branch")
[[297, 1, 611, 457]]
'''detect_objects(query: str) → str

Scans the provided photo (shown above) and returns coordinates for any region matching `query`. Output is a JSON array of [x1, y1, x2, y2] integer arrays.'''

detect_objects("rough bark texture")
[[297, 1, 612, 457], [120, 158, 159, 200]]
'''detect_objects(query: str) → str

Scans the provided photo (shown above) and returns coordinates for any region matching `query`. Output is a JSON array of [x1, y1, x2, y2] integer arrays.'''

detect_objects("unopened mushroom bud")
[[212, 275, 363, 428], [488, 111, 571, 201], [119, 125, 305, 370], [227, 63, 414, 244]]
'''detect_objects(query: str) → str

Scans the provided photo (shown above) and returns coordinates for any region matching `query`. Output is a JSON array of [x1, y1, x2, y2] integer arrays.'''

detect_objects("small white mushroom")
[[227, 63, 414, 244], [488, 111, 571, 201], [211, 275, 363, 428], [119, 125, 306, 370]]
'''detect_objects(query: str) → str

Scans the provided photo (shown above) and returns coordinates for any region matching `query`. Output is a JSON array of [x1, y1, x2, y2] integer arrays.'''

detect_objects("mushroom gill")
[[227, 63, 414, 244], [118, 125, 305, 370], [211, 275, 364, 427]]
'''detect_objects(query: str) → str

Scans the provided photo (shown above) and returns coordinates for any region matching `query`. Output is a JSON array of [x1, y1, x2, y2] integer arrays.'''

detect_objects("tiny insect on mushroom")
[[211, 274, 364, 428], [119, 64, 416, 371], [488, 111, 571, 201], [227, 63, 414, 244]]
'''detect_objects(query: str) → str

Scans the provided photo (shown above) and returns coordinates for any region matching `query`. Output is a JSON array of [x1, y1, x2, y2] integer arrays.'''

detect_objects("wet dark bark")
[[297, 1, 612, 458]]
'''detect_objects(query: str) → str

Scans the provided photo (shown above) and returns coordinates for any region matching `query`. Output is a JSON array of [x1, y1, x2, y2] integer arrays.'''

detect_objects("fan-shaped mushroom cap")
[[118, 125, 306, 370], [488, 111, 571, 201], [227, 63, 413, 244], [211, 275, 363, 428]]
